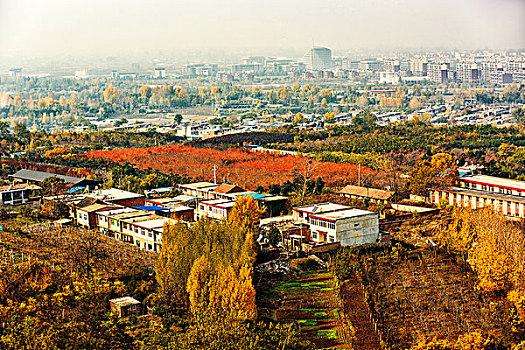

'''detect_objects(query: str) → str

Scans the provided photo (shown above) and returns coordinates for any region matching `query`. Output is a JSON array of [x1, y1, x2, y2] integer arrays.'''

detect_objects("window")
[[312, 231, 318, 240], [482, 185, 487, 191], [354, 223, 360, 228], [329, 235, 335, 243]]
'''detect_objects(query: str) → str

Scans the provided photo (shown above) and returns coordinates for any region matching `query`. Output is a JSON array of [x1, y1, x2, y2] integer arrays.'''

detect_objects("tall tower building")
[[303, 46, 333, 70]]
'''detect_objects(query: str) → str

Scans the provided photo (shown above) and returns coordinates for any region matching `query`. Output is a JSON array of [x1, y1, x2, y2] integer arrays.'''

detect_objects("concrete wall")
[[336, 215, 379, 246]]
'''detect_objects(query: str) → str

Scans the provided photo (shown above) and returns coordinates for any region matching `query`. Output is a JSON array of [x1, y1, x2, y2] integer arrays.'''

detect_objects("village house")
[[110, 297, 141, 318], [292, 203, 351, 224], [145, 194, 196, 208], [88, 188, 145, 207], [0, 183, 39, 206], [210, 183, 246, 200], [292, 202, 380, 246], [10, 169, 100, 189], [195, 199, 236, 221], [338, 184, 394, 204], [307, 208, 380, 245], [76, 203, 120, 229], [178, 182, 219, 199], [431, 174, 525, 219], [180, 181, 289, 219], [95, 207, 175, 252]]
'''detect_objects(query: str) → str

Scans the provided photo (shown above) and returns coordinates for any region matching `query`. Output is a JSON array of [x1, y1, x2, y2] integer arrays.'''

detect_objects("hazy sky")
[[0, 0, 524, 58]]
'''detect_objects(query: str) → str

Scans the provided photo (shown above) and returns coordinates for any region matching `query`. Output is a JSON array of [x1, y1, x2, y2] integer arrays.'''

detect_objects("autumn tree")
[[440, 208, 525, 327], [409, 153, 458, 195], [294, 112, 305, 125], [156, 211, 260, 310], [103, 85, 118, 103], [186, 255, 213, 320], [228, 195, 265, 230]]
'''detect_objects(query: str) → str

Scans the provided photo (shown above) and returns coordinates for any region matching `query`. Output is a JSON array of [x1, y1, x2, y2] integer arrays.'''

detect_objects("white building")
[[292, 203, 380, 246], [195, 199, 235, 221], [303, 46, 333, 70], [95, 207, 175, 252], [292, 203, 351, 224], [431, 175, 525, 218], [308, 209, 380, 246], [0, 183, 35, 206], [178, 182, 219, 199]]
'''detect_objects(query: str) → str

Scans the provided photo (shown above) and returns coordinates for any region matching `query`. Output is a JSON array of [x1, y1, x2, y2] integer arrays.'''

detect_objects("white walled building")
[[195, 199, 235, 221], [0, 183, 34, 205], [431, 175, 525, 218], [95, 207, 175, 252], [292, 203, 351, 224], [308, 209, 379, 246], [292, 203, 380, 246]]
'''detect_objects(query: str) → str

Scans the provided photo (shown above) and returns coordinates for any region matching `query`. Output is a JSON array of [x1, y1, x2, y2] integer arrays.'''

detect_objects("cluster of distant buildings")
[[3, 48, 523, 86], [181, 48, 525, 85], [71, 48, 523, 84]]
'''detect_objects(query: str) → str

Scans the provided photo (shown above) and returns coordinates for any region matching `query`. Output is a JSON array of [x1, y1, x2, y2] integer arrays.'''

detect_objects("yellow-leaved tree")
[[228, 195, 265, 231], [440, 208, 525, 326]]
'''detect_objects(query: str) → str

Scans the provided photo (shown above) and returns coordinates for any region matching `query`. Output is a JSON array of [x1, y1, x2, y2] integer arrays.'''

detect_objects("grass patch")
[[305, 281, 327, 287], [298, 319, 317, 326], [320, 287, 334, 292], [314, 312, 328, 319], [316, 329, 338, 340]]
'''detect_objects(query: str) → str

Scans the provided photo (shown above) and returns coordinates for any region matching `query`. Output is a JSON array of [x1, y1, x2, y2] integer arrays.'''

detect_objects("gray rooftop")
[[10, 169, 86, 184]]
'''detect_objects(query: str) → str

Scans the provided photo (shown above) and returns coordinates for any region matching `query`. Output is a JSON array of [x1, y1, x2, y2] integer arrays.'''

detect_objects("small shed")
[[110, 296, 141, 318]]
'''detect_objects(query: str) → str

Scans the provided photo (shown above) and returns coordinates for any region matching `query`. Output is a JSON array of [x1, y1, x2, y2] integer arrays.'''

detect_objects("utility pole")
[[358, 164, 361, 187]]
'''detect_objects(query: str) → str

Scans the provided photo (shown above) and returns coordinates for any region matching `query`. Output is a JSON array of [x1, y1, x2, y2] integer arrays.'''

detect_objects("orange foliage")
[[85, 146, 374, 190]]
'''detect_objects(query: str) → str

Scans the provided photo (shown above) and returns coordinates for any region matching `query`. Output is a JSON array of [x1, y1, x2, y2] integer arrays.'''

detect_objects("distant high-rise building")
[[410, 58, 428, 76], [242, 56, 266, 66], [9, 68, 22, 80], [154, 68, 166, 78], [383, 59, 400, 72], [456, 62, 480, 83], [303, 46, 333, 70], [427, 62, 450, 83]]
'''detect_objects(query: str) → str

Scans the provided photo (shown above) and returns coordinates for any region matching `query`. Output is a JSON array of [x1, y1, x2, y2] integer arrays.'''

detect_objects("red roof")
[[213, 183, 245, 194]]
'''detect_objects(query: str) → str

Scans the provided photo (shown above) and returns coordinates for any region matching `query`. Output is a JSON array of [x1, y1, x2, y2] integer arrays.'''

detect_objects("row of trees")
[[154, 196, 314, 349], [440, 208, 525, 329]]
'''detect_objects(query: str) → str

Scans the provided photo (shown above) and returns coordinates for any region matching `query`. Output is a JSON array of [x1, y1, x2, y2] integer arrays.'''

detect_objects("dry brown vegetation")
[[360, 247, 513, 349], [0, 219, 155, 278]]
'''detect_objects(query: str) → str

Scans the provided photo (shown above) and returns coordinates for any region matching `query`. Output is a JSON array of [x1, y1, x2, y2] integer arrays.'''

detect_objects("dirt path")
[[341, 273, 382, 350]]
